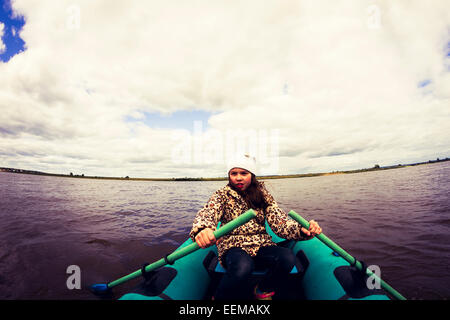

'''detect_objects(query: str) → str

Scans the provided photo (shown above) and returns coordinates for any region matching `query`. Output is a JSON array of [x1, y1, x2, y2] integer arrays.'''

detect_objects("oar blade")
[[89, 283, 110, 295]]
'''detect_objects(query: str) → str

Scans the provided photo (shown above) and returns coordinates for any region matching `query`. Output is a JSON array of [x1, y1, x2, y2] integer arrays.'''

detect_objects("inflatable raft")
[[119, 214, 397, 300]]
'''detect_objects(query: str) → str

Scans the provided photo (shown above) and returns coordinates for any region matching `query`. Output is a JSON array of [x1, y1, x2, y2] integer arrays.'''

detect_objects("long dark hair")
[[228, 174, 268, 211]]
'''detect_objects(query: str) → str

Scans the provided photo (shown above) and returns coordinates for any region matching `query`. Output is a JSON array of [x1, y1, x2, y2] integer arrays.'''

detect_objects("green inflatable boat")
[[114, 210, 405, 301]]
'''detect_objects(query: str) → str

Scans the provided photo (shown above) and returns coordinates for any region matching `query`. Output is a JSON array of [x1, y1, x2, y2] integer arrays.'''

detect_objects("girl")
[[190, 155, 322, 300]]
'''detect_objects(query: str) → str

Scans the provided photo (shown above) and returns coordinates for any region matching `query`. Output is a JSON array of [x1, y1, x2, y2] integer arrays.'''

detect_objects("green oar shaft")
[[107, 209, 257, 289], [288, 210, 406, 300]]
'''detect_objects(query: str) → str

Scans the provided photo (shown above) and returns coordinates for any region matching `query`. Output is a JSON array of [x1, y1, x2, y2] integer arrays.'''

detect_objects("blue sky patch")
[[125, 109, 218, 132], [0, 0, 26, 62], [418, 79, 431, 88]]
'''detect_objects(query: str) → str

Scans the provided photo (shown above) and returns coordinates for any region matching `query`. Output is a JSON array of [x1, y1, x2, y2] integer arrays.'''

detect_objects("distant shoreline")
[[1, 157, 449, 181]]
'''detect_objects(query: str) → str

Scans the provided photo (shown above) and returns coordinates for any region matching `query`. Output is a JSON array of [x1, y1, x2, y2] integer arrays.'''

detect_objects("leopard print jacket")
[[189, 181, 306, 264]]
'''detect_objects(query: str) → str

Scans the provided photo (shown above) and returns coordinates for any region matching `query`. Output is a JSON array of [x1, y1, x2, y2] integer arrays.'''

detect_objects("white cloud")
[[0, 0, 449, 178], [0, 23, 6, 54]]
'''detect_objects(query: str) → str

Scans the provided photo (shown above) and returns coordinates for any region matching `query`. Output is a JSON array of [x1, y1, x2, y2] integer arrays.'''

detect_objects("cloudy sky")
[[0, 0, 449, 178]]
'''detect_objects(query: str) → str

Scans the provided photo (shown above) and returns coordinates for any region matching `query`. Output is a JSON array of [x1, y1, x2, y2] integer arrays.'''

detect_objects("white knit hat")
[[227, 154, 257, 176]]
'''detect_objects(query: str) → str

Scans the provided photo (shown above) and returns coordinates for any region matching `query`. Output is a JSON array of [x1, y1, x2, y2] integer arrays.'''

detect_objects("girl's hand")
[[301, 219, 322, 238], [195, 228, 217, 248]]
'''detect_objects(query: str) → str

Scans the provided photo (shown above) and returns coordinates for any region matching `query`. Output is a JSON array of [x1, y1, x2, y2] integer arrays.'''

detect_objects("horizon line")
[[1, 157, 449, 181]]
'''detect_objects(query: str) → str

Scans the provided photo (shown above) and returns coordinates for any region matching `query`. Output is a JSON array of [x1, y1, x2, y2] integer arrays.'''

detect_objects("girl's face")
[[228, 168, 252, 191]]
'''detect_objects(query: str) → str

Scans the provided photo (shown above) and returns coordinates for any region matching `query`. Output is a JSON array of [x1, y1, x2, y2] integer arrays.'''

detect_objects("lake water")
[[0, 161, 449, 300]]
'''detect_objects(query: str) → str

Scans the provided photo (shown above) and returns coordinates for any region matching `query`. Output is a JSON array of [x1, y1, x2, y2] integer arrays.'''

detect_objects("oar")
[[288, 210, 407, 300], [90, 209, 257, 295]]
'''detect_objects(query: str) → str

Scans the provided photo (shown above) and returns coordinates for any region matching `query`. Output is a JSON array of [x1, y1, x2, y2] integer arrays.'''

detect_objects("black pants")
[[214, 245, 296, 300]]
